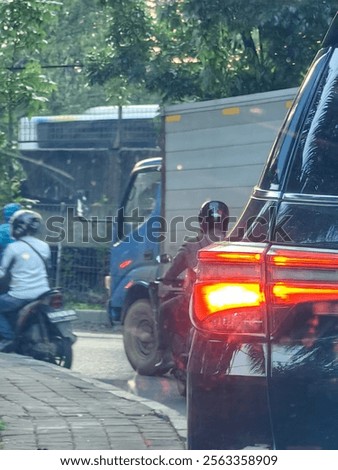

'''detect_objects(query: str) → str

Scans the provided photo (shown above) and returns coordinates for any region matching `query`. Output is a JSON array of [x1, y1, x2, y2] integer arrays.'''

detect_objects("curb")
[[73, 309, 122, 333], [74, 309, 111, 329]]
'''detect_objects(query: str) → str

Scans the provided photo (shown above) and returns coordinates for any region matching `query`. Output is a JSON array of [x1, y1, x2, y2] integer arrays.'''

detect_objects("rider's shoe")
[[0, 339, 13, 352], [155, 358, 175, 369], [155, 350, 175, 369]]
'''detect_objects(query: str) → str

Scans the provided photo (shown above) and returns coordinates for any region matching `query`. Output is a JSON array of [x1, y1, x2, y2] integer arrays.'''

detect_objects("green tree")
[[87, 0, 162, 105], [40, 0, 110, 114], [184, 0, 337, 96], [0, 0, 59, 205], [87, 0, 337, 103], [87, 0, 204, 103]]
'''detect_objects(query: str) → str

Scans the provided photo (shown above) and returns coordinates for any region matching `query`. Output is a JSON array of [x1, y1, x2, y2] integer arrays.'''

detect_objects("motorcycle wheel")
[[54, 338, 73, 369], [123, 299, 169, 376]]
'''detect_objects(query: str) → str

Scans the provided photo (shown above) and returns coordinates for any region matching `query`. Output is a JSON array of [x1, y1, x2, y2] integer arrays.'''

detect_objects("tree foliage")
[[87, 0, 337, 103], [0, 0, 337, 206], [86, 0, 160, 104], [184, 0, 337, 96], [0, 0, 59, 127], [0, 0, 59, 205], [39, 0, 109, 114]]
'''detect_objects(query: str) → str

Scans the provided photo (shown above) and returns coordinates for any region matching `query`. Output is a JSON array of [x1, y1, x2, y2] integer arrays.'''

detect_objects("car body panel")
[[187, 332, 272, 450]]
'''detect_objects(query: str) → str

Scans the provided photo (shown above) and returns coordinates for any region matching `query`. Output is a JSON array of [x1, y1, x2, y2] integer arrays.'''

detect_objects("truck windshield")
[[121, 169, 161, 237]]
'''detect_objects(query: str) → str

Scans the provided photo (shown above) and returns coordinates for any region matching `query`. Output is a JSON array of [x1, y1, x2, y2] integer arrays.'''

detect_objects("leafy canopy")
[[0, 0, 60, 205], [87, 0, 337, 103]]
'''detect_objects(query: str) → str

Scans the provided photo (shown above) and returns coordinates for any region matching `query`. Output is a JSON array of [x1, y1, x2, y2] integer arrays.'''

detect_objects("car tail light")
[[267, 246, 338, 334], [192, 243, 268, 335], [192, 243, 338, 336]]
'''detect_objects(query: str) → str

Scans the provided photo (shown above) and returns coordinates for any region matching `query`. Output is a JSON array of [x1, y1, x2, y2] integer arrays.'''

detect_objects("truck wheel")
[[123, 299, 168, 376]]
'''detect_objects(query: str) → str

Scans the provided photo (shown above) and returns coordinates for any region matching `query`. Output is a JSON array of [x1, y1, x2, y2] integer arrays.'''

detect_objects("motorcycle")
[[149, 277, 192, 397], [1, 288, 77, 368]]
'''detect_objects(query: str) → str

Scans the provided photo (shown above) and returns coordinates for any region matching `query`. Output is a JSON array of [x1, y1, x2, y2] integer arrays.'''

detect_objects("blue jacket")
[[0, 203, 22, 256]]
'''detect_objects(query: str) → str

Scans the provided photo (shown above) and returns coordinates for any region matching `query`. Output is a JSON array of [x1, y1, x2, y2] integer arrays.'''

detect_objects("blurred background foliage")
[[0, 0, 336, 203]]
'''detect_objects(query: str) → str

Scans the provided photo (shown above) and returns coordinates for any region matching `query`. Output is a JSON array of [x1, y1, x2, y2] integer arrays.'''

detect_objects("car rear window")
[[285, 49, 338, 195]]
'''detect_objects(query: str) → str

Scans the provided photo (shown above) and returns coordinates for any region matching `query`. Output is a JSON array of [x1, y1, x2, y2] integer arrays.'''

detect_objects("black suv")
[[187, 13, 338, 450]]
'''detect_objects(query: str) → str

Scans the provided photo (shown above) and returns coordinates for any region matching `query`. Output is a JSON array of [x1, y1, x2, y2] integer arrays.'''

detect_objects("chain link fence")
[[33, 202, 111, 309], [49, 244, 109, 309]]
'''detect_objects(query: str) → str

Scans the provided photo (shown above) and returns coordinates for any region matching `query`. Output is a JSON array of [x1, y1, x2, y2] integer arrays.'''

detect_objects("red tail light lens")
[[192, 243, 338, 336], [272, 282, 338, 304], [267, 247, 338, 334], [267, 247, 338, 305], [192, 243, 268, 335], [195, 282, 264, 316], [50, 293, 63, 308]]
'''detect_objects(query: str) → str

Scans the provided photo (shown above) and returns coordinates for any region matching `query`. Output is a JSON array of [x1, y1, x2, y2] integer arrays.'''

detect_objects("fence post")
[[55, 202, 66, 287]]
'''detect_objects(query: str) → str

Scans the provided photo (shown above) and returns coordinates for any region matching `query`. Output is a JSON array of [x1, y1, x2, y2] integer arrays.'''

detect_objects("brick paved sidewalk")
[[0, 353, 186, 450]]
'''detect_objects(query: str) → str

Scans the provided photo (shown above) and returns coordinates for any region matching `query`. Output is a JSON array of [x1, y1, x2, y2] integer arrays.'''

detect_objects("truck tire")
[[123, 299, 169, 376]]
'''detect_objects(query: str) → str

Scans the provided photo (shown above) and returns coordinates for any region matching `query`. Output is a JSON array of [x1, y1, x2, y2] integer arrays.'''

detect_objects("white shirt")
[[0, 235, 50, 299]]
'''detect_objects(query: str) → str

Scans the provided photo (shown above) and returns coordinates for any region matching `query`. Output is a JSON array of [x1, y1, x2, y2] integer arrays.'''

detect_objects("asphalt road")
[[72, 330, 187, 417]]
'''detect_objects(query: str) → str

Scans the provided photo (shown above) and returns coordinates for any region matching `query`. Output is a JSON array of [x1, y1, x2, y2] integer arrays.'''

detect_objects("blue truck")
[[106, 88, 297, 375]]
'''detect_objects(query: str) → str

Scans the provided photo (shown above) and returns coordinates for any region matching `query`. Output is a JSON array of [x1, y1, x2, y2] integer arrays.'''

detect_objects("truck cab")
[[107, 157, 162, 323]]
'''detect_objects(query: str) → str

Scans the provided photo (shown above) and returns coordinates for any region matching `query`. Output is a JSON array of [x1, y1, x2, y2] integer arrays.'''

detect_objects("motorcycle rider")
[[157, 200, 230, 359], [0, 210, 51, 351]]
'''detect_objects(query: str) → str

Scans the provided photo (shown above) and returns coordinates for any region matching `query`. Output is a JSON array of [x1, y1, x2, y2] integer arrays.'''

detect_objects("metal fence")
[[32, 202, 111, 309], [49, 243, 110, 308]]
